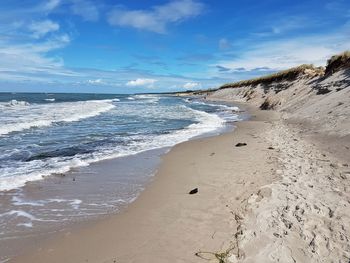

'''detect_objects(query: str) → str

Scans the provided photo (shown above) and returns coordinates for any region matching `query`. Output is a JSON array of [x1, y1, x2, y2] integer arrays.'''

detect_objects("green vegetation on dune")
[[220, 64, 324, 90]]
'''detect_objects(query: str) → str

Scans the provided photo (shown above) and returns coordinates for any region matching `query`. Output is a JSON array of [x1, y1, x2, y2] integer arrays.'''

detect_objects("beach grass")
[[325, 50, 350, 75], [219, 64, 324, 90]]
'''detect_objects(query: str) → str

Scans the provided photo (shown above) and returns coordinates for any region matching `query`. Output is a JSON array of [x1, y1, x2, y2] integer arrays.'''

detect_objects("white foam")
[[11, 196, 83, 210], [17, 222, 33, 228], [1, 210, 37, 221], [0, 100, 115, 136], [133, 94, 160, 103], [187, 99, 241, 112], [4, 100, 30, 107], [134, 94, 158, 99], [12, 196, 44, 207], [0, 158, 92, 191], [44, 98, 55, 102]]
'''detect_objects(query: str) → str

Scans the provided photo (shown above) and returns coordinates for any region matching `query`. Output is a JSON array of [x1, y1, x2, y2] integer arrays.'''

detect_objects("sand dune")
[[207, 53, 350, 262]]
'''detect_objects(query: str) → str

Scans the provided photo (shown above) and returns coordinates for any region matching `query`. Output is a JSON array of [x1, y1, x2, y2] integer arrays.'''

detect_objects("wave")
[[0, 104, 226, 191], [134, 94, 160, 102], [134, 94, 158, 99], [1, 100, 30, 107], [44, 98, 55, 102], [0, 96, 244, 192], [184, 99, 241, 112], [0, 100, 115, 136]]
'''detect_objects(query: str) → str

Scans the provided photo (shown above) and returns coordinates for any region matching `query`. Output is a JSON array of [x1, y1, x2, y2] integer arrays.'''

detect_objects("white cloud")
[[110, 10, 164, 33], [270, 16, 309, 35], [87, 79, 103, 84], [41, 0, 61, 12], [107, 0, 204, 33], [216, 31, 350, 72], [28, 20, 60, 38], [71, 0, 99, 21], [219, 38, 231, 50], [183, 82, 200, 89], [0, 34, 73, 77], [126, 78, 157, 87]]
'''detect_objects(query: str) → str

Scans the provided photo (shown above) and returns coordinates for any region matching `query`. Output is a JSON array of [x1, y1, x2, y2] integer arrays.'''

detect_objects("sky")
[[0, 0, 349, 94]]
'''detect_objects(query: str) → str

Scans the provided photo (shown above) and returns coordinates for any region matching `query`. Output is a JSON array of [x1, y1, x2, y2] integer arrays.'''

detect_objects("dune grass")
[[220, 64, 324, 90], [325, 50, 350, 75]]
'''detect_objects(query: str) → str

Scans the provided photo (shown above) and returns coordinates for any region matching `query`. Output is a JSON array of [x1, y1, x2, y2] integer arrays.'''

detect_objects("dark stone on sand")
[[235, 143, 247, 147], [189, 188, 198, 194], [268, 147, 274, 150]]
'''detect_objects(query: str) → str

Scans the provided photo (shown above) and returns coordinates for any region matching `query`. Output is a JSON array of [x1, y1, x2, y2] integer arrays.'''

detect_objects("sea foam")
[[0, 100, 115, 136]]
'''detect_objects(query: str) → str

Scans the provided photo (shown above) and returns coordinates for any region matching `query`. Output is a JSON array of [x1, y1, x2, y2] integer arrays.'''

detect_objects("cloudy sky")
[[0, 0, 349, 93]]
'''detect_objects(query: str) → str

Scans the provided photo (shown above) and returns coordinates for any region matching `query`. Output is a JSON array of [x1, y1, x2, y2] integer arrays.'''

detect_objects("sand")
[[11, 106, 281, 263], [231, 120, 350, 262], [204, 66, 350, 262]]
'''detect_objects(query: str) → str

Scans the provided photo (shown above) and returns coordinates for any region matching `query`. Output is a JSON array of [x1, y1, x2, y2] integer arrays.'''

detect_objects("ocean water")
[[0, 93, 239, 191], [0, 92, 241, 259]]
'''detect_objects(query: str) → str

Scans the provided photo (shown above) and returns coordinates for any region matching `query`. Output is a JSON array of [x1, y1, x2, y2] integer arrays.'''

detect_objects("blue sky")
[[0, 0, 349, 93]]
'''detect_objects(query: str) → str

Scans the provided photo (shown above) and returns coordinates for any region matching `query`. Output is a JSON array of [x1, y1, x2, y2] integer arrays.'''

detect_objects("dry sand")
[[230, 120, 350, 262], [11, 107, 281, 263]]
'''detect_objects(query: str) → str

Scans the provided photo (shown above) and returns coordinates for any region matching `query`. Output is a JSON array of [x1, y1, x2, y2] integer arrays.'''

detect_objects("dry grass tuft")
[[325, 50, 350, 76]]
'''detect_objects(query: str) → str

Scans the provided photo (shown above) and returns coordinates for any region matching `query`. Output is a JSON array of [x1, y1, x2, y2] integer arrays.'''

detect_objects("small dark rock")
[[268, 147, 274, 150], [189, 188, 198, 195], [235, 143, 247, 147]]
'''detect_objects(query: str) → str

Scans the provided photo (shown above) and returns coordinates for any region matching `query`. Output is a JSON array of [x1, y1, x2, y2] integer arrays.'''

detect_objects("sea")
[[0, 92, 242, 260]]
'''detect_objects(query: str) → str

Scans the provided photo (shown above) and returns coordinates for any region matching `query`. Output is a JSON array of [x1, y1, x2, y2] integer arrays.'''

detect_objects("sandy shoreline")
[[9, 98, 350, 262], [10, 104, 280, 262]]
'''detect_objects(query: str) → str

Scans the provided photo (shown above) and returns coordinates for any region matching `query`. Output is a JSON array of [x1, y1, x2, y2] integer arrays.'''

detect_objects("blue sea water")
[[0, 92, 240, 191]]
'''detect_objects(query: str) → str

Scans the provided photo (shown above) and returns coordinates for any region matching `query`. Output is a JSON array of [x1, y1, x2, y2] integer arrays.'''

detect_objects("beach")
[[9, 104, 279, 262], [1, 1, 350, 262], [6, 91, 350, 262], [4, 57, 350, 263]]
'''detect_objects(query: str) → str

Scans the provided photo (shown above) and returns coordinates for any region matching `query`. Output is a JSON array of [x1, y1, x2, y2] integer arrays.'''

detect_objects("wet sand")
[[11, 106, 280, 263], [0, 148, 164, 261]]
